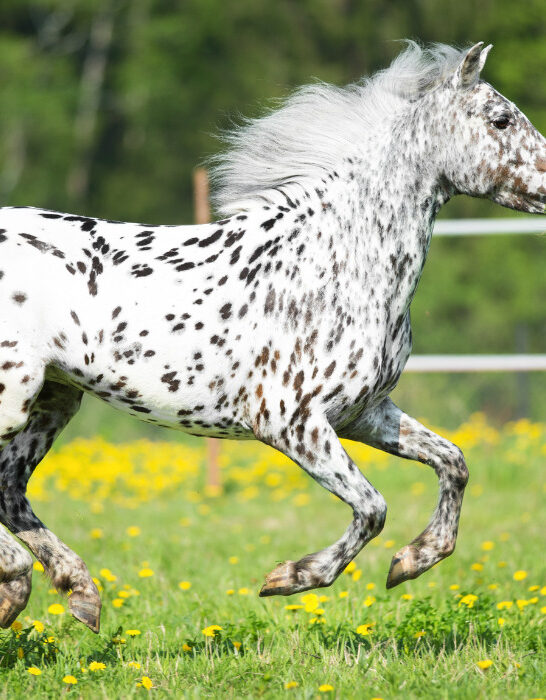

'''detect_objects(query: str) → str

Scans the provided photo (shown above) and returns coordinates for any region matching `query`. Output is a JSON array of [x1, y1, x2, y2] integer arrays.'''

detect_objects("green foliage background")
[[0, 0, 544, 428]]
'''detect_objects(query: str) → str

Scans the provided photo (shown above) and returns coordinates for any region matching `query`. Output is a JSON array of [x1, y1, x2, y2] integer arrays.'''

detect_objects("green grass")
[[0, 423, 544, 699]]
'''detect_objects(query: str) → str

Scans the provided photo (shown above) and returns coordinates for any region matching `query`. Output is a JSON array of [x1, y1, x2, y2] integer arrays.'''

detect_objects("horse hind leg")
[[0, 350, 48, 626], [0, 525, 32, 627], [0, 380, 101, 632], [259, 418, 386, 597]]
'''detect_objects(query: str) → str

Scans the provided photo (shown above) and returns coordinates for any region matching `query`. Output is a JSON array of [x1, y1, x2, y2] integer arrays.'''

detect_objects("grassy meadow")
[[0, 412, 544, 699]]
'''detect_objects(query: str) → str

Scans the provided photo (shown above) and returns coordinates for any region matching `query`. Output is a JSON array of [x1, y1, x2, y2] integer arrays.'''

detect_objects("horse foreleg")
[[0, 381, 101, 632], [339, 397, 468, 588], [259, 419, 386, 597]]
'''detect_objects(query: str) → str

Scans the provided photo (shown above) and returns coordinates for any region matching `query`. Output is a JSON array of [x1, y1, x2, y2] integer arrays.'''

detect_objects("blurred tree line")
[[0, 0, 544, 425]]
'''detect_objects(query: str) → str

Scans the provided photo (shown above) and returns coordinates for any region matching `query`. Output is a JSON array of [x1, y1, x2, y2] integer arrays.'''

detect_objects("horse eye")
[[492, 116, 510, 129]]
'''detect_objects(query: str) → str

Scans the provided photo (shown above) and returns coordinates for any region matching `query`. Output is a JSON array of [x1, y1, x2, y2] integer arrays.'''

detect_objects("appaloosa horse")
[[0, 42, 544, 632]]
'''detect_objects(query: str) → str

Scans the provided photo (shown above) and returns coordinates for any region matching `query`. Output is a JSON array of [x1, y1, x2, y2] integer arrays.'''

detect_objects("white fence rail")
[[434, 217, 545, 236], [406, 217, 545, 373]]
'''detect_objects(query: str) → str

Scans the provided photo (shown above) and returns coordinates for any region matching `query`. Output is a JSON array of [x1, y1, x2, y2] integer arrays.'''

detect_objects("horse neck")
[[336, 130, 447, 305]]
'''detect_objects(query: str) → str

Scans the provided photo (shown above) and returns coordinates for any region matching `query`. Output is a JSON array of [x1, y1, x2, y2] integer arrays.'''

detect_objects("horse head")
[[436, 42, 546, 214]]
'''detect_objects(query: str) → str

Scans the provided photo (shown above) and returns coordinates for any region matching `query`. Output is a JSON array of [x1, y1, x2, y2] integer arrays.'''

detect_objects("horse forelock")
[[210, 41, 468, 216]]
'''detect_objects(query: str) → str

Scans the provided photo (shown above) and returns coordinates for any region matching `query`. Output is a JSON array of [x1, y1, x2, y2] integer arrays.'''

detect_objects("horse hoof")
[[0, 596, 22, 628], [259, 561, 299, 597], [69, 593, 101, 633], [386, 545, 418, 589], [0, 572, 32, 628]]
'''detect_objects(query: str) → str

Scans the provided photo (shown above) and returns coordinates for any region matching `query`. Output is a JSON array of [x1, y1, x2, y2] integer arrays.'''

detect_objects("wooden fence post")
[[193, 168, 221, 491]]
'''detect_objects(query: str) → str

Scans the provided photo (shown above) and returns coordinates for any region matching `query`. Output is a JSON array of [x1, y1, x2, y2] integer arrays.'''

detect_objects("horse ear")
[[478, 44, 493, 72], [452, 42, 486, 89]]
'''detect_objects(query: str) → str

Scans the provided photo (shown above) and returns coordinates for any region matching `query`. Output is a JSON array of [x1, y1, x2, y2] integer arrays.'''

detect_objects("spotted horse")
[[0, 42, 544, 633]]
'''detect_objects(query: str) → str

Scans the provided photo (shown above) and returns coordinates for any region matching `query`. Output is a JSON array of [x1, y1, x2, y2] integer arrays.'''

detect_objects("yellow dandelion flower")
[[356, 623, 375, 636], [27, 667, 41, 676], [528, 585, 540, 592], [319, 595, 330, 602], [126, 629, 141, 636], [99, 568, 117, 582], [90, 528, 103, 539], [318, 684, 334, 692], [33, 561, 44, 573], [309, 616, 326, 625], [516, 599, 530, 611], [47, 603, 65, 615], [293, 493, 310, 507], [202, 625, 222, 637], [118, 591, 131, 599], [497, 601, 513, 610], [513, 570, 527, 581], [126, 526, 141, 537], [344, 562, 356, 574], [11, 621, 22, 632], [229, 556, 239, 565], [471, 562, 483, 572], [497, 561, 507, 568], [449, 584, 460, 590], [226, 589, 235, 595], [301, 593, 319, 612], [384, 539, 395, 548], [139, 676, 153, 690], [285, 681, 299, 689], [178, 581, 191, 591], [128, 661, 141, 669], [238, 588, 249, 595], [138, 568, 154, 578], [89, 661, 106, 671], [414, 631, 426, 638], [232, 641, 242, 650], [540, 606, 546, 615], [182, 643, 192, 652], [488, 583, 499, 590], [352, 568, 362, 582], [363, 595, 376, 607], [458, 594, 478, 608], [62, 676, 78, 685], [401, 593, 414, 601], [498, 617, 506, 626], [112, 598, 124, 608], [529, 596, 539, 604], [366, 582, 376, 590], [33, 620, 44, 633], [540, 586, 546, 596], [285, 604, 304, 611], [339, 591, 349, 599], [477, 659, 493, 670], [481, 541, 494, 551]]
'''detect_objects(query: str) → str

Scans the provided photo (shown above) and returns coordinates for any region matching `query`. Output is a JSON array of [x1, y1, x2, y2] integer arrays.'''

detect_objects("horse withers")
[[0, 42, 544, 632]]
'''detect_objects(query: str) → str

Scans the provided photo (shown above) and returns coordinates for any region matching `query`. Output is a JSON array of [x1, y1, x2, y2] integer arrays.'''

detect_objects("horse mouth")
[[492, 189, 546, 215]]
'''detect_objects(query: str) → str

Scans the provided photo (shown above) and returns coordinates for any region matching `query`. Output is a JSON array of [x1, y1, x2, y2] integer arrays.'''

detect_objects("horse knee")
[[357, 492, 386, 539], [450, 446, 469, 488]]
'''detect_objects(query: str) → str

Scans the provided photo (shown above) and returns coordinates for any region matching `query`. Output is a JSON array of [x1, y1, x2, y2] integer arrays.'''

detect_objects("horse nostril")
[[536, 156, 546, 173]]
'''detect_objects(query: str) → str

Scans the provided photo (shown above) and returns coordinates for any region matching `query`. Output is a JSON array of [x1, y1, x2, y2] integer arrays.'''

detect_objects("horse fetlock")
[[0, 570, 32, 627]]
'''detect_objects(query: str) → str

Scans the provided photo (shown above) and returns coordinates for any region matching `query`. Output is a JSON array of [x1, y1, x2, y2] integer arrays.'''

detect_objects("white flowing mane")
[[210, 42, 467, 215]]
